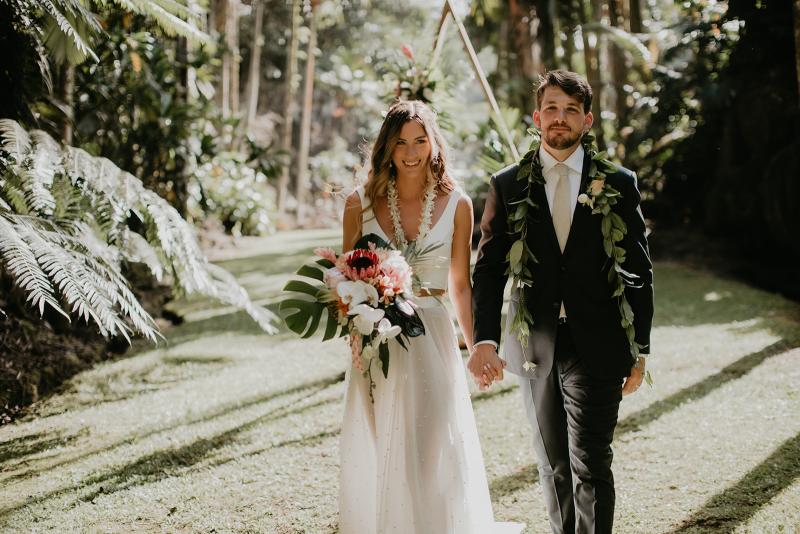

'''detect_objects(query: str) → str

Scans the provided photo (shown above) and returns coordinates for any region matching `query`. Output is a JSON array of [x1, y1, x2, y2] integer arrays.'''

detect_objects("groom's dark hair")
[[535, 70, 593, 113]]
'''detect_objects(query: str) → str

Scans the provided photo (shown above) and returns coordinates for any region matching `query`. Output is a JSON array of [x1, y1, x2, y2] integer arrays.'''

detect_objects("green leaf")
[[603, 238, 613, 257], [379, 342, 390, 378], [316, 258, 335, 269], [322, 309, 339, 341], [297, 263, 325, 281], [280, 298, 325, 337], [509, 239, 524, 266], [609, 212, 625, 230], [355, 232, 390, 250], [601, 215, 612, 236], [283, 279, 323, 298]]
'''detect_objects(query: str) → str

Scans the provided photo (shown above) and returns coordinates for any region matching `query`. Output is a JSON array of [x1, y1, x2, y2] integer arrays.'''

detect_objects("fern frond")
[[0, 215, 69, 319], [0, 119, 277, 339], [0, 119, 32, 163], [119, 228, 165, 282], [206, 263, 279, 334]]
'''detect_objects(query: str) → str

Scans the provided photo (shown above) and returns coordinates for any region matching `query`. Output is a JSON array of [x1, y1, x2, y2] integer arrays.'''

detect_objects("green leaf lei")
[[506, 130, 648, 373]]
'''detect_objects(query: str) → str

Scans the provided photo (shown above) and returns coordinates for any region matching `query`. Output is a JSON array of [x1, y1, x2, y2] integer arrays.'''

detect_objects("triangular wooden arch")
[[430, 0, 521, 161]]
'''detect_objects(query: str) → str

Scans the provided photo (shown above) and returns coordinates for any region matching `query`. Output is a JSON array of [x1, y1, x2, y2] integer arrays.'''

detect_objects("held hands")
[[467, 344, 507, 390], [622, 356, 646, 396]]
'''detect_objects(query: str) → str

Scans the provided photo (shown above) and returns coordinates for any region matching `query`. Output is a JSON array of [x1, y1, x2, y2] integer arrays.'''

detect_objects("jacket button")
[[560, 265, 567, 273], [552, 302, 559, 309]]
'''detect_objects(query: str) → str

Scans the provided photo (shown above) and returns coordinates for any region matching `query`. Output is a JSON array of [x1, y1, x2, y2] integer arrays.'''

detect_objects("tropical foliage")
[[0, 119, 277, 341]]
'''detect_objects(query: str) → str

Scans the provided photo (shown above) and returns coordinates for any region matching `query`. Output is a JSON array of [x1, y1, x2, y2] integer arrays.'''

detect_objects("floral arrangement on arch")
[[392, 45, 437, 103]]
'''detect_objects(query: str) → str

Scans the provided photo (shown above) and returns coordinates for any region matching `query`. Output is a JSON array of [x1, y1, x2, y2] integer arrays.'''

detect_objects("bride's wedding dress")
[[338, 186, 524, 534]]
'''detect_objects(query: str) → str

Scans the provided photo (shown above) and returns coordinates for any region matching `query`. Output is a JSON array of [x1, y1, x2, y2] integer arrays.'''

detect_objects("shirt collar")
[[539, 143, 585, 177]]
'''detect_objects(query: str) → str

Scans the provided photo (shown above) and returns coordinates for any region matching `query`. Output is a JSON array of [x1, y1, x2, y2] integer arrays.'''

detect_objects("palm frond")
[[39, 0, 101, 64], [581, 22, 653, 70]]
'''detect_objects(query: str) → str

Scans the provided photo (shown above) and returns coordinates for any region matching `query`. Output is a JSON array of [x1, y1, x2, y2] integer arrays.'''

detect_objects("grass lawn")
[[1, 229, 799, 533]]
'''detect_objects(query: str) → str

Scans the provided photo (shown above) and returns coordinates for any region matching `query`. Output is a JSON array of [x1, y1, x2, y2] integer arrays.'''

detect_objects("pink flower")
[[590, 179, 605, 196], [315, 247, 338, 264], [349, 333, 363, 372], [401, 44, 415, 62], [323, 267, 346, 290], [342, 249, 381, 280]]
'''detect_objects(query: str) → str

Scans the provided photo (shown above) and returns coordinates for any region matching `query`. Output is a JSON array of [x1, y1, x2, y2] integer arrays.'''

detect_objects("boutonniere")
[[506, 131, 647, 371]]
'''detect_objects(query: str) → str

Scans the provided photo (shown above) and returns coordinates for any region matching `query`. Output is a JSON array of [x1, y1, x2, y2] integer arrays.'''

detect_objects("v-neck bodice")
[[355, 185, 458, 291]]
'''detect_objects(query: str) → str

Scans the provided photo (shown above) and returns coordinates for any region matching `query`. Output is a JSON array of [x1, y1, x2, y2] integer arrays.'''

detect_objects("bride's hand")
[[467, 345, 506, 390]]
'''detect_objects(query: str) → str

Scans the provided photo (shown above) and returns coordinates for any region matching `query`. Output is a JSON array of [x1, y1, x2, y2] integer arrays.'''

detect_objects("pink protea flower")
[[315, 247, 338, 264], [342, 249, 381, 280]]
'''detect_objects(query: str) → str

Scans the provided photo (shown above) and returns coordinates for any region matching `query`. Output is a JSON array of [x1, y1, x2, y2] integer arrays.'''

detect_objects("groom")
[[469, 70, 653, 534]]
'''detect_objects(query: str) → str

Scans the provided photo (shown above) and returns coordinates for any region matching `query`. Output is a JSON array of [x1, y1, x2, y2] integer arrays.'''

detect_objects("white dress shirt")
[[474, 145, 585, 351]]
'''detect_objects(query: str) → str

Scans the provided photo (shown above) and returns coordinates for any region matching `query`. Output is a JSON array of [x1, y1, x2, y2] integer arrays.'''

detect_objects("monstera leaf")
[[280, 257, 342, 340]]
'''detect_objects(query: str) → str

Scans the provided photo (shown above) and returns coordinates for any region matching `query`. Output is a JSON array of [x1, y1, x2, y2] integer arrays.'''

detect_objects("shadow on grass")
[[78, 397, 341, 504], [616, 340, 796, 434], [666, 431, 800, 533], [652, 263, 800, 329], [488, 340, 799, 503], [0, 428, 88, 465], [0, 372, 345, 488], [0, 379, 344, 517]]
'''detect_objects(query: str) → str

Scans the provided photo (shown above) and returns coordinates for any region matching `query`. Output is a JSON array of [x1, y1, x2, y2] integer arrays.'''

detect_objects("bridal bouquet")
[[280, 233, 425, 393]]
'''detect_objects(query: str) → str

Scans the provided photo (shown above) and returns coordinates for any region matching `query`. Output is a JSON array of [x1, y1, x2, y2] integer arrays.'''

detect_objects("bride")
[[338, 100, 524, 534]]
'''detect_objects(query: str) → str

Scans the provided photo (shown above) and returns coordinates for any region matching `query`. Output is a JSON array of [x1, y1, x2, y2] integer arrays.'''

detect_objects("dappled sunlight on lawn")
[[1, 231, 799, 532]]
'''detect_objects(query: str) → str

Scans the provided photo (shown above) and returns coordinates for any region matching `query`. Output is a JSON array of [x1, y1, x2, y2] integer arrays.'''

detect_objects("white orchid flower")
[[348, 304, 385, 335], [375, 318, 401, 344], [337, 280, 379, 307]]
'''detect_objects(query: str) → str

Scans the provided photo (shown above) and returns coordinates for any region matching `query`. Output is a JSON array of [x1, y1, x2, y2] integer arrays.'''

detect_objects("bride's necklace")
[[386, 177, 437, 250]]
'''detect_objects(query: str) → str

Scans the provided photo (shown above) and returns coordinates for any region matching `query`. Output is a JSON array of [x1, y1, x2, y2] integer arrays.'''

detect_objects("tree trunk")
[[627, 0, 642, 33], [60, 64, 74, 144], [607, 0, 629, 127], [509, 0, 536, 113], [579, 0, 605, 148], [295, 0, 317, 224], [277, 0, 300, 216], [794, 0, 800, 103], [533, 0, 556, 73], [228, 0, 240, 116], [244, 0, 264, 134], [212, 0, 230, 116], [557, 1, 577, 70]]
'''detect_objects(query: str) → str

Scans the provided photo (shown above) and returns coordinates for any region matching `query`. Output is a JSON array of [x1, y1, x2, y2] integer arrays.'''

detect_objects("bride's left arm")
[[449, 194, 475, 353]]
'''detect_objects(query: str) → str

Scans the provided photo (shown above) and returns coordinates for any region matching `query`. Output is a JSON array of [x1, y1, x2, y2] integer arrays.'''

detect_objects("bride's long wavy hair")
[[363, 100, 456, 210]]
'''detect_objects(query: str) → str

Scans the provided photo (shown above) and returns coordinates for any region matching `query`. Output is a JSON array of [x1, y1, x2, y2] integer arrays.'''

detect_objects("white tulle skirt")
[[338, 297, 524, 534]]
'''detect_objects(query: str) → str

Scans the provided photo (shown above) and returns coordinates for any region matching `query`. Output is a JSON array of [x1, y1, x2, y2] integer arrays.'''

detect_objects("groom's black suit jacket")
[[472, 152, 654, 379]]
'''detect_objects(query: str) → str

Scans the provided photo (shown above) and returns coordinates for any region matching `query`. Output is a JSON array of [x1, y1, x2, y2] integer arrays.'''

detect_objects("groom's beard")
[[543, 125, 582, 150]]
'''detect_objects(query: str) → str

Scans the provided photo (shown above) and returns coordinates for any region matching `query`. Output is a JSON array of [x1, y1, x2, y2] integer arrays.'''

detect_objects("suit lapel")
[[562, 151, 592, 257]]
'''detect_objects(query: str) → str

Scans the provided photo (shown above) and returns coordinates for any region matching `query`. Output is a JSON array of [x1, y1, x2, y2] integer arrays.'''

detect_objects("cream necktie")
[[552, 163, 570, 319], [552, 163, 571, 252]]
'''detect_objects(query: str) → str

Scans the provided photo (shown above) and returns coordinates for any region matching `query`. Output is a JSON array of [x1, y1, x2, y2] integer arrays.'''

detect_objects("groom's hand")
[[468, 345, 506, 390], [622, 356, 646, 396]]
